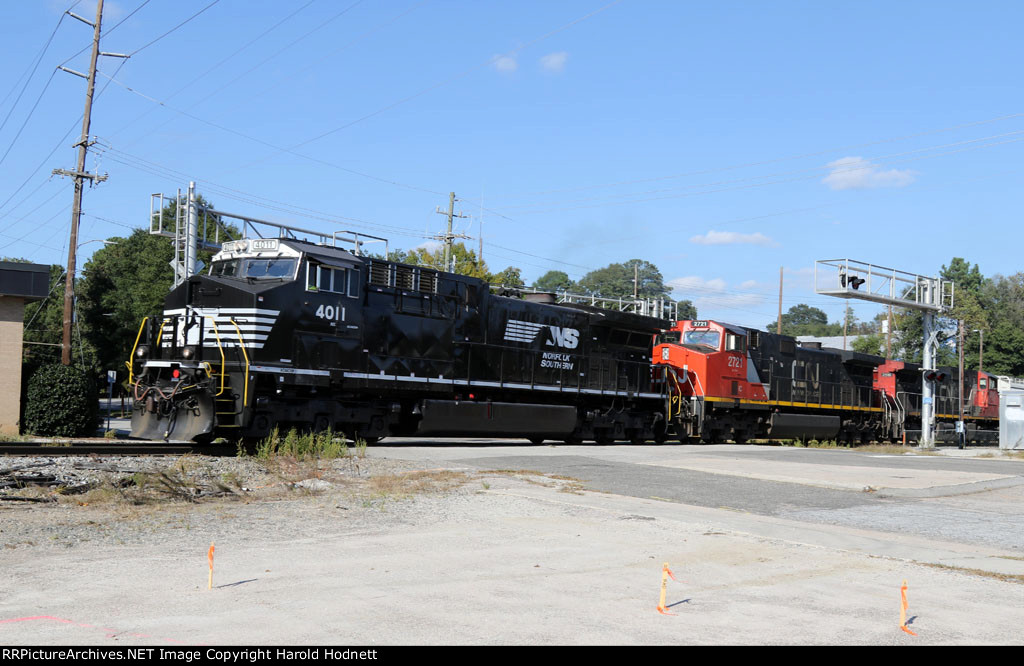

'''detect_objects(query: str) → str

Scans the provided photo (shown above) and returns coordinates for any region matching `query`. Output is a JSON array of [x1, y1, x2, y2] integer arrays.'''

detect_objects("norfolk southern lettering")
[[129, 238, 669, 444]]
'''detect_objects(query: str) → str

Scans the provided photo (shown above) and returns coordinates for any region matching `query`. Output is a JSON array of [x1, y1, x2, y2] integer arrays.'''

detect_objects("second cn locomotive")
[[653, 319, 999, 444], [129, 237, 670, 443]]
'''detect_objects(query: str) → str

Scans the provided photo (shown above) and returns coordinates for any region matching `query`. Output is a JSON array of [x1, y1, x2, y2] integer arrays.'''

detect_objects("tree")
[[533, 270, 576, 293], [771, 304, 841, 337], [78, 195, 230, 371], [975, 272, 1024, 375], [578, 259, 671, 301], [396, 242, 490, 281], [851, 333, 885, 356], [492, 266, 524, 287]]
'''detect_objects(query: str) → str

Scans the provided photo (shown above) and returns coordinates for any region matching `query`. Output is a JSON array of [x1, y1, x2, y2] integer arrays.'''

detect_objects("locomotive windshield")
[[211, 258, 297, 280], [683, 330, 720, 350]]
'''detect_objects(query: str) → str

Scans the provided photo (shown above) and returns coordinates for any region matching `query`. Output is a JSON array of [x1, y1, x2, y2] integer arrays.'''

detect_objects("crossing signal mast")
[[815, 259, 954, 448]]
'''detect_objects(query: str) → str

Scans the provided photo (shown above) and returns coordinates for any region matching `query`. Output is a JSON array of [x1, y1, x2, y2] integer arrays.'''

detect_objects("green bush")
[[23, 364, 99, 437]]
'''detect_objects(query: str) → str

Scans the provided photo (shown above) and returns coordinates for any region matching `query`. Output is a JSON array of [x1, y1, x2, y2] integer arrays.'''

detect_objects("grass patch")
[[480, 468, 587, 493], [366, 470, 469, 500], [917, 561, 1024, 585], [254, 426, 352, 461]]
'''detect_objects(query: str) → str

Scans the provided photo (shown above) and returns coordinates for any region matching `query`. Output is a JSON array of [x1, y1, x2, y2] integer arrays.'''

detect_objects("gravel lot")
[[2, 448, 1023, 645]]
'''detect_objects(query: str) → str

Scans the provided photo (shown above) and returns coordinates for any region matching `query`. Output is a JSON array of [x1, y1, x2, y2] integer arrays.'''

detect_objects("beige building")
[[0, 262, 49, 436]]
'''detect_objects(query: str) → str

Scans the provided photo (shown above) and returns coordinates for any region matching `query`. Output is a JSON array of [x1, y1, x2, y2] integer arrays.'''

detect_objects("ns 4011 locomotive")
[[129, 237, 671, 444]]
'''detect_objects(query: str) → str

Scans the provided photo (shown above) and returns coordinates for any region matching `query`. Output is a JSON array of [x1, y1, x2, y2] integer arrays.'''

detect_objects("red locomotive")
[[653, 319, 999, 444]]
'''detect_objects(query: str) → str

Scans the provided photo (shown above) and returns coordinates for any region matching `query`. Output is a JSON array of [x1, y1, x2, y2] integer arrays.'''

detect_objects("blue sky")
[[1, 0, 1021, 331]]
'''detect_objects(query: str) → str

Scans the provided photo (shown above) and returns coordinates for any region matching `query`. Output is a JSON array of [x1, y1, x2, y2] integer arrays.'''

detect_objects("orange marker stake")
[[656, 563, 679, 615], [208, 542, 215, 590], [900, 580, 917, 636]]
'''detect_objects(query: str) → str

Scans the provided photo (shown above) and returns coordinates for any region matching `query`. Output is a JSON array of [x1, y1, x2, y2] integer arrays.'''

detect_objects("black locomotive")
[[129, 238, 670, 444]]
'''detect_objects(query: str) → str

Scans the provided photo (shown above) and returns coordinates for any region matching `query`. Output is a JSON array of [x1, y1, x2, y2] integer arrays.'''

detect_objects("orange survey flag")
[[208, 542, 215, 589], [900, 580, 917, 636]]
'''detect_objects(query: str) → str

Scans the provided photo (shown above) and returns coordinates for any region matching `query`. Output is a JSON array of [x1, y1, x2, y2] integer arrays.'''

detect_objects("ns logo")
[[546, 326, 579, 349], [504, 319, 580, 349]]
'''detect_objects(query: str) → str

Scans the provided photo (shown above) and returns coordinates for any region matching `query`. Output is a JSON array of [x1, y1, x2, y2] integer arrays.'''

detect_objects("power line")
[[489, 111, 1024, 202], [93, 73, 447, 196], [127, 0, 222, 56], [0, 1, 78, 136], [240, 0, 625, 168], [505, 133, 1024, 215], [0, 51, 129, 218], [0, 69, 60, 169], [106, 0, 318, 142], [92, 143, 436, 239]]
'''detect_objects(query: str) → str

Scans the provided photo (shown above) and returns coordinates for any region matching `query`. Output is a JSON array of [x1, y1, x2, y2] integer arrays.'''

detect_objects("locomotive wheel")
[[595, 433, 615, 445]]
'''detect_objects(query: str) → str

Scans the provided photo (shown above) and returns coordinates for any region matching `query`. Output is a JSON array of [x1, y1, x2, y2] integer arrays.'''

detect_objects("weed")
[[367, 470, 468, 500], [103, 430, 117, 440], [254, 426, 351, 462], [917, 561, 1024, 585]]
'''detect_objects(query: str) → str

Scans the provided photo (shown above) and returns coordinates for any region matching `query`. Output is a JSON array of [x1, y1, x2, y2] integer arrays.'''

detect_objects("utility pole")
[[53, 0, 125, 365], [434, 192, 470, 273], [843, 303, 850, 350], [886, 305, 892, 358], [958, 319, 965, 423], [777, 267, 783, 335], [633, 263, 639, 299]]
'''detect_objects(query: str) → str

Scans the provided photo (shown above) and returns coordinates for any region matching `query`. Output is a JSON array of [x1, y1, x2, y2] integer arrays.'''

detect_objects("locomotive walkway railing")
[[769, 376, 879, 410]]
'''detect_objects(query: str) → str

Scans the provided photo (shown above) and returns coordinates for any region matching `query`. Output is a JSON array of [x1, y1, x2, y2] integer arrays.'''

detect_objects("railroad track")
[[0, 441, 235, 457]]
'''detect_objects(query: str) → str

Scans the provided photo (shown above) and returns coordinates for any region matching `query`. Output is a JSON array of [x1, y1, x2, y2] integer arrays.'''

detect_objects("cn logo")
[[547, 326, 579, 349]]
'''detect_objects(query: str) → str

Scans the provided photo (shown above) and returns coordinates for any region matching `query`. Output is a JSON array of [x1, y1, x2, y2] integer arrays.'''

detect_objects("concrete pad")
[[644, 456, 1016, 491], [2, 481, 1022, 645]]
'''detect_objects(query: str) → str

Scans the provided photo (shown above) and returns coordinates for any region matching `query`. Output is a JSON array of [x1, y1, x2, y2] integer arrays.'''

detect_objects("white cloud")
[[667, 275, 769, 316], [414, 240, 443, 253], [493, 55, 518, 73], [822, 156, 915, 191], [689, 230, 778, 247], [540, 51, 568, 73]]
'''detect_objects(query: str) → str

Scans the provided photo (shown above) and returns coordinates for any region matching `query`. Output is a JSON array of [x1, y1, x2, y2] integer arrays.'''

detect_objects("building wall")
[[0, 296, 25, 435]]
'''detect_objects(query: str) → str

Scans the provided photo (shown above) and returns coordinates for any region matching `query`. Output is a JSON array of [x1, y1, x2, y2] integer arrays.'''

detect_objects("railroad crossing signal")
[[816, 259, 954, 449]]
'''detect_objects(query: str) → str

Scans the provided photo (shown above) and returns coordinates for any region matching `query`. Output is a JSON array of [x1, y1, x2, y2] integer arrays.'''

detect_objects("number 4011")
[[315, 304, 342, 321]]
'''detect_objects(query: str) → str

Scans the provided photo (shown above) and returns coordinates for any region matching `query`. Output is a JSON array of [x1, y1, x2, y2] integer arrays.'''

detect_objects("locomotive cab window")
[[656, 331, 681, 345], [210, 258, 296, 280], [683, 330, 720, 351], [307, 263, 358, 296], [725, 333, 746, 352]]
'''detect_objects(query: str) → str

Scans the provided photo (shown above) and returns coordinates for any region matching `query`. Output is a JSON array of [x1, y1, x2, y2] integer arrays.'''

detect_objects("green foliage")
[[492, 266, 524, 287], [23, 363, 98, 437], [851, 333, 885, 357], [578, 258, 670, 300], [78, 195, 232, 371], [772, 304, 842, 337], [533, 270, 576, 293], [396, 242, 491, 280], [255, 426, 350, 461]]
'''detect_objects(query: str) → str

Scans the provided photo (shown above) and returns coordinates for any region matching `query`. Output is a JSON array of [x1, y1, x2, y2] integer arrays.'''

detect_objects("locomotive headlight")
[[182, 345, 196, 360], [135, 345, 149, 359]]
